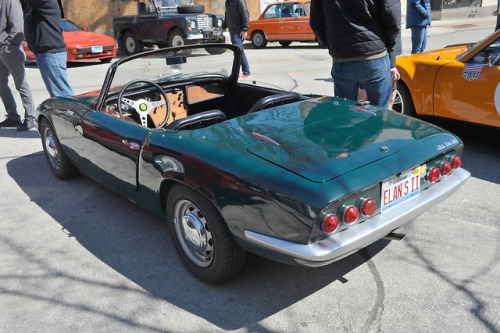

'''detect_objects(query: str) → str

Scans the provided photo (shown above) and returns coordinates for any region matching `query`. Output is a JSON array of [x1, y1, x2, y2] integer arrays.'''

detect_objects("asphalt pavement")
[[0, 15, 499, 333]]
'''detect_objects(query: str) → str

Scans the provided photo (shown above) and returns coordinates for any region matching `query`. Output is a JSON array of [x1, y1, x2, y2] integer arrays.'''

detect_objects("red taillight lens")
[[450, 155, 461, 169], [427, 167, 440, 183], [440, 161, 452, 176], [360, 198, 377, 217], [342, 205, 359, 224], [322, 214, 340, 234]]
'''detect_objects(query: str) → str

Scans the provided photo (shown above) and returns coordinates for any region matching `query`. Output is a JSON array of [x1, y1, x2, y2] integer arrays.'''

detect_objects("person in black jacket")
[[0, 0, 36, 131], [310, 0, 401, 108], [223, 0, 250, 78], [22, 0, 74, 97]]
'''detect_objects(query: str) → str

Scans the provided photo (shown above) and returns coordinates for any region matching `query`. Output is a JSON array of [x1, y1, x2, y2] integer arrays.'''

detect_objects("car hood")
[[404, 46, 466, 61], [63, 31, 116, 46], [244, 97, 442, 182]]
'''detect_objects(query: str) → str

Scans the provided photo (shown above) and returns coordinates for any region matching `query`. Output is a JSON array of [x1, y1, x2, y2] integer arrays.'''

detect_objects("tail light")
[[322, 214, 340, 234], [341, 205, 359, 224], [439, 161, 452, 176], [359, 198, 377, 217], [426, 167, 440, 183], [450, 155, 461, 169]]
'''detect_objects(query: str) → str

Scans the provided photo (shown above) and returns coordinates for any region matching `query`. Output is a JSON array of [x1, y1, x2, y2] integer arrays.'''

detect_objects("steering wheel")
[[117, 79, 170, 128]]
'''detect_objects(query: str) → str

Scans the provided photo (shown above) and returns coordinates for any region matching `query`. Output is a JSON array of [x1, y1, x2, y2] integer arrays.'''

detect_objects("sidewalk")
[[401, 15, 496, 38]]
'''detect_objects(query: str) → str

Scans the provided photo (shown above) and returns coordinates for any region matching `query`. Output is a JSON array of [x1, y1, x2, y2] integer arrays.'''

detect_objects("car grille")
[[197, 14, 212, 29]]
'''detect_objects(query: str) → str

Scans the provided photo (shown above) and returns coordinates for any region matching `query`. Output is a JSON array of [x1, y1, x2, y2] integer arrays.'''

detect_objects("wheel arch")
[[117, 28, 133, 43], [251, 29, 267, 40], [159, 178, 223, 220]]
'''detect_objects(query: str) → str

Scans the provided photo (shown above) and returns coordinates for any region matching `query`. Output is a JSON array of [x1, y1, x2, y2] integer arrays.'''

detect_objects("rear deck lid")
[[246, 98, 442, 182]]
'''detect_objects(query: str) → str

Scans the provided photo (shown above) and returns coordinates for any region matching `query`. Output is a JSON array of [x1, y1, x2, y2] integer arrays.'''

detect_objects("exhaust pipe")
[[384, 232, 406, 241]]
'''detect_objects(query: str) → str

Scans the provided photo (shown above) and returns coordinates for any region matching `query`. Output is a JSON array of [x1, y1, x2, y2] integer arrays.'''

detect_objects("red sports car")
[[23, 19, 116, 63]]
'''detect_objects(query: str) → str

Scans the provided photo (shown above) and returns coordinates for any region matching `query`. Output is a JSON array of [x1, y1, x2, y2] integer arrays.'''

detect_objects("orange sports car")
[[246, 0, 318, 48], [23, 19, 116, 63], [395, 30, 500, 128]]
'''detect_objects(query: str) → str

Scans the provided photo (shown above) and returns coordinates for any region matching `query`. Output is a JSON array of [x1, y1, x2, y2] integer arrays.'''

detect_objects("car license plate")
[[92, 46, 103, 53], [381, 165, 426, 213]]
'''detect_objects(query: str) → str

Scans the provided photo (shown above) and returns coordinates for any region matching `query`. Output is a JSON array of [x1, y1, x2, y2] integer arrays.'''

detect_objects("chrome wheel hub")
[[174, 199, 213, 267], [44, 128, 60, 170]]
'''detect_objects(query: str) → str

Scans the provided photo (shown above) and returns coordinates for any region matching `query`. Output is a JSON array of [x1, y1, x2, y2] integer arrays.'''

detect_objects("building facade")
[[59, 0, 497, 37]]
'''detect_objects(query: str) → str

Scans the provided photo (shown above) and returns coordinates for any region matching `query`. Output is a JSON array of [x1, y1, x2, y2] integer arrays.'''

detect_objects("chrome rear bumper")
[[244, 168, 470, 267]]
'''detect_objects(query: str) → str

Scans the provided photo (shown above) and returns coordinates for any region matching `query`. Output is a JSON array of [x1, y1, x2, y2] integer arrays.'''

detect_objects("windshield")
[[155, 0, 193, 8], [61, 19, 83, 32], [108, 45, 237, 94], [456, 34, 493, 61]]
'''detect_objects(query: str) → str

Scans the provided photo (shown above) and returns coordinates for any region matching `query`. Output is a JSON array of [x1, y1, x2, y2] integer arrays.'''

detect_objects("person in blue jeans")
[[407, 0, 432, 54], [0, 0, 36, 131], [22, 0, 74, 98], [310, 0, 401, 109], [223, 0, 250, 77]]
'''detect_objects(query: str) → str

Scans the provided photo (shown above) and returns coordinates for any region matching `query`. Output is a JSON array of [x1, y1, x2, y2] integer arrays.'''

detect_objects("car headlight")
[[190, 20, 196, 29], [218, 19, 222, 27]]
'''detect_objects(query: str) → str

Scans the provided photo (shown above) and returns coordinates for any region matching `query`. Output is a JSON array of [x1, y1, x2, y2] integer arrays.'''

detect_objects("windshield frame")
[[96, 44, 242, 111]]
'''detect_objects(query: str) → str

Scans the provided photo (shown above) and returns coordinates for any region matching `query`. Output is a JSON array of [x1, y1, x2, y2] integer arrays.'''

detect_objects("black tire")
[[168, 29, 187, 48], [206, 37, 227, 55], [394, 83, 416, 117], [177, 5, 205, 14], [121, 31, 143, 55], [279, 41, 292, 47], [251, 31, 267, 49], [166, 184, 245, 283], [40, 118, 78, 180], [99, 57, 113, 64]]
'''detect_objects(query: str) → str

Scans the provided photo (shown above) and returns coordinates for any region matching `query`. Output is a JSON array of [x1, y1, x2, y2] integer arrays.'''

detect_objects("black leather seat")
[[247, 92, 301, 114], [166, 110, 227, 130]]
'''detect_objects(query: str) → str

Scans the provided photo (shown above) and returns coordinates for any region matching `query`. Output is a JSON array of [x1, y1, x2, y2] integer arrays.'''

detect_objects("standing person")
[[223, 0, 250, 78], [22, 0, 74, 97], [310, 0, 401, 109], [0, 0, 36, 131], [406, 0, 431, 54]]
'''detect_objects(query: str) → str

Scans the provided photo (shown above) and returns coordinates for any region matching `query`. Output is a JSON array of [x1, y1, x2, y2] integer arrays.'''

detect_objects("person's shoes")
[[16, 119, 36, 132], [239, 74, 251, 79], [0, 118, 22, 128]]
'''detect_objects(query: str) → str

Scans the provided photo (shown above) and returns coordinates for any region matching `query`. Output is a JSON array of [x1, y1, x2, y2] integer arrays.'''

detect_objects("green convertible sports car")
[[37, 44, 470, 283]]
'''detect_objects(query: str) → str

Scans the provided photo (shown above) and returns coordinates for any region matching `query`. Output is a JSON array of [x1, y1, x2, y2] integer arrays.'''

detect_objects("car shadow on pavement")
[[7, 152, 393, 330], [420, 117, 500, 184]]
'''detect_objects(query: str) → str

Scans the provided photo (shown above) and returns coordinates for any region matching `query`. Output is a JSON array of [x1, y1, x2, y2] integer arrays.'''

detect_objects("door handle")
[[122, 140, 141, 150]]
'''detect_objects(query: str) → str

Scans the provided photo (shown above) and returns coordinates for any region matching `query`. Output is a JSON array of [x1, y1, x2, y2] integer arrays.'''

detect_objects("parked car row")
[[22, 0, 321, 65]]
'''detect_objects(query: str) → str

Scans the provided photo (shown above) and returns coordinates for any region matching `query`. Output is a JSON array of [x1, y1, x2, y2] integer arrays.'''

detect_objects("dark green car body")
[[36, 44, 470, 282]]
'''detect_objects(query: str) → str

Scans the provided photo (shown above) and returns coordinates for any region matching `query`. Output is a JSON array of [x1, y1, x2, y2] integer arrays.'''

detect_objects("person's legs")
[[35, 52, 74, 97], [0, 52, 21, 123], [358, 54, 392, 109], [421, 27, 428, 52], [7, 46, 35, 123], [331, 61, 359, 101], [230, 32, 250, 75], [410, 26, 426, 54]]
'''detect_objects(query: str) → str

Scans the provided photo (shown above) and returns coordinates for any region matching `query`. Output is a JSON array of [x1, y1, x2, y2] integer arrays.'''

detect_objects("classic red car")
[[23, 19, 116, 63], [246, 0, 318, 48]]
